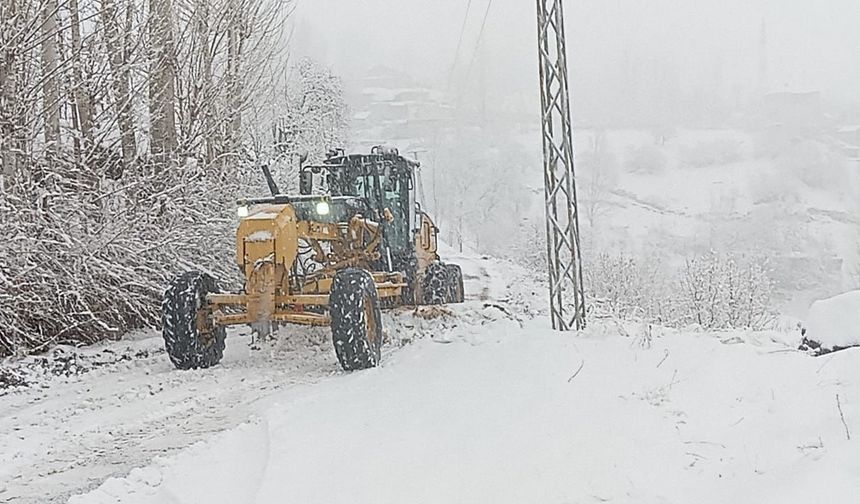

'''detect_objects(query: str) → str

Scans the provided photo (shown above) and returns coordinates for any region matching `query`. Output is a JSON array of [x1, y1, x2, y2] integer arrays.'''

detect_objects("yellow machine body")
[[207, 202, 407, 328]]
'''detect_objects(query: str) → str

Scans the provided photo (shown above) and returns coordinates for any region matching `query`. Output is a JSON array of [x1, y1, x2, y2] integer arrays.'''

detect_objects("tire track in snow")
[[0, 329, 340, 504]]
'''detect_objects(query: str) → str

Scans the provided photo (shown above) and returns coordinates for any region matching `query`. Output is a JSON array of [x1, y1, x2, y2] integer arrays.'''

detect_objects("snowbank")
[[803, 290, 860, 351]]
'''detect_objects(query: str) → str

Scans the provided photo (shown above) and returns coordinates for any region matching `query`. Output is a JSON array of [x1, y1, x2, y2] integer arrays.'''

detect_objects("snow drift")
[[802, 290, 860, 352]]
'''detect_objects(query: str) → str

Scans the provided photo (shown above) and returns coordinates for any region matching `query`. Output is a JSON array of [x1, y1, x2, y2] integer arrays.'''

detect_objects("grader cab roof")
[[300, 146, 419, 197]]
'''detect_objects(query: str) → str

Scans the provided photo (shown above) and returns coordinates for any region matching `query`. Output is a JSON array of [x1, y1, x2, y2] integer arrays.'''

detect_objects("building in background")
[[347, 66, 453, 154]]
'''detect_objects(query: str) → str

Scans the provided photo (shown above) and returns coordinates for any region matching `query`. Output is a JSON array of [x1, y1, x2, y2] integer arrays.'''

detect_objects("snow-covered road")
[[0, 325, 341, 503], [0, 250, 519, 503], [2, 251, 859, 503]]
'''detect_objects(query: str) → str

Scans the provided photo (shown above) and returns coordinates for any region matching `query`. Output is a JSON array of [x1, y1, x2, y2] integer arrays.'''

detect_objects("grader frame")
[[205, 199, 408, 329]]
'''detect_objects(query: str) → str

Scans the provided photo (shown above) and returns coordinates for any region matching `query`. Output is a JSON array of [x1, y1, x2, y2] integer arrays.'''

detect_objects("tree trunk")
[[41, 0, 61, 154], [0, 0, 27, 187], [68, 0, 92, 161], [226, 0, 243, 154], [101, 0, 137, 169], [0, 0, 20, 184], [457, 214, 464, 253], [149, 0, 177, 165], [195, 0, 213, 162]]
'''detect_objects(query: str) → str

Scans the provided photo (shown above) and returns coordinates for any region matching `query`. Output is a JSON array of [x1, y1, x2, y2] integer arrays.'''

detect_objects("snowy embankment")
[[802, 290, 860, 352], [2, 249, 859, 503]]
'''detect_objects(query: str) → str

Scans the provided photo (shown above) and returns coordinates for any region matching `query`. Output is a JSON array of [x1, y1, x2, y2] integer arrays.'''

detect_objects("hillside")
[[510, 128, 860, 317]]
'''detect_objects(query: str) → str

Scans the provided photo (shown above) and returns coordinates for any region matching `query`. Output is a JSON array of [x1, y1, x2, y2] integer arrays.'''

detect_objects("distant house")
[[348, 66, 454, 151]]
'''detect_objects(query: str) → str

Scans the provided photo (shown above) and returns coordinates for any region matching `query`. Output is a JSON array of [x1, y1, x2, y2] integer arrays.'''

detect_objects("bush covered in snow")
[[585, 251, 774, 330], [0, 163, 245, 357], [679, 252, 774, 329], [585, 252, 667, 320]]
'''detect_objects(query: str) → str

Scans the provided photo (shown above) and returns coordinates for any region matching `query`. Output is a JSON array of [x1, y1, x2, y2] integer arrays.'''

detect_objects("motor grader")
[[161, 146, 464, 371]]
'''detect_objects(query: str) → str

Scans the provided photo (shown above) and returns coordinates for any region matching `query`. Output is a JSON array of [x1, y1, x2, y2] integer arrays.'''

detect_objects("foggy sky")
[[291, 0, 860, 107]]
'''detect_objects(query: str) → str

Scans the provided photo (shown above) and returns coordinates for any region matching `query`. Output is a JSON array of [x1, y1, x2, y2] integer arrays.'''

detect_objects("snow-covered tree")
[[0, 0, 312, 357], [577, 130, 619, 228], [273, 59, 349, 162], [431, 126, 532, 254]]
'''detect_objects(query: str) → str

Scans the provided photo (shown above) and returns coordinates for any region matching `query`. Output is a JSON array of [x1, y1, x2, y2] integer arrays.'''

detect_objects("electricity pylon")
[[536, 0, 586, 330]]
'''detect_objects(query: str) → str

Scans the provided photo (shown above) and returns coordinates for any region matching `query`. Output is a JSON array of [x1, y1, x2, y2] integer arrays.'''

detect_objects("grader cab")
[[161, 146, 464, 371]]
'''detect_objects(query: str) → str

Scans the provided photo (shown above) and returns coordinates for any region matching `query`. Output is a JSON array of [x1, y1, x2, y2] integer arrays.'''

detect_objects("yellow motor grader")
[[161, 147, 464, 371]]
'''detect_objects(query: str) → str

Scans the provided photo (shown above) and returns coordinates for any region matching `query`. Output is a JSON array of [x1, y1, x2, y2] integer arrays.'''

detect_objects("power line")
[[446, 0, 473, 91], [429, 0, 474, 218], [462, 0, 493, 86]]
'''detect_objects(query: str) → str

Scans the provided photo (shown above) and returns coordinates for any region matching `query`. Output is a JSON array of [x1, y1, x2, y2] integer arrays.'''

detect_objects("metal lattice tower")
[[536, 0, 586, 330]]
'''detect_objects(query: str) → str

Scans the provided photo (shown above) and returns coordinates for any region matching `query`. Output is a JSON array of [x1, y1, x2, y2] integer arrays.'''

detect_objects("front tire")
[[330, 268, 383, 371], [162, 272, 226, 370]]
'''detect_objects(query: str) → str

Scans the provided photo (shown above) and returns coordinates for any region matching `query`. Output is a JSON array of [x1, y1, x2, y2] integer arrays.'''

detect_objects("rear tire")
[[330, 268, 383, 371], [444, 264, 465, 303], [422, 261, 449, 305], [162, 272, 226, 370]]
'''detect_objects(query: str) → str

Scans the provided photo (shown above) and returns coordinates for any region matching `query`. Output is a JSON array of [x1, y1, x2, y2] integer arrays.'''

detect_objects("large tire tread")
[[330, 268, 383, 371], [444, 263, 465, 303], [162, 271, 226, 370], [422, 262, 449, 305]]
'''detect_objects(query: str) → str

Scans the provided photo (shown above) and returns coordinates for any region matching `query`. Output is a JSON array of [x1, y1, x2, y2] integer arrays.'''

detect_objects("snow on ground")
[[67, 319, 859, 504], [3, 250, 859, 503]]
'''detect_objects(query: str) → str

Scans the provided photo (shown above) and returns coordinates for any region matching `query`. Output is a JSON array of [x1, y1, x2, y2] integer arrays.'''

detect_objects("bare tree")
[[1, 0, 22, 183], [579, 130, 618, 228], [67, 0, 93, 162], [102, 0, 137, 168], [149, 0, 177, 163], [226, 0, 244, 149], [172, 0, 294, 169], [272, 58, 348, 163], [192, 0, 214, 161], [41, 0, 61, 154], [1, 0, 34, 183], [433, 127, 530, 254]]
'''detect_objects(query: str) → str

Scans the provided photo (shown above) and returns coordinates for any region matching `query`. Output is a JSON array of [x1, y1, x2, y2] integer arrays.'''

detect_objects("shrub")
[[0, 160, 246, 357], [585, 252, 666, 319], [584, 250, 774, 330], [679, 252, 773, 329]]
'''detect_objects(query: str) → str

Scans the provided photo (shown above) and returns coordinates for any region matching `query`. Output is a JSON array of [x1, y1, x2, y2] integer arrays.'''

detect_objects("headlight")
[[237, 205, 249, 218], [315, 200, 330, 216]]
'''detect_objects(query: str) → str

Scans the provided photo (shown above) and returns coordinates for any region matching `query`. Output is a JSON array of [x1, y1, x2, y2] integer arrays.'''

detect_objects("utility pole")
[[535, 0, 586, 330]]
